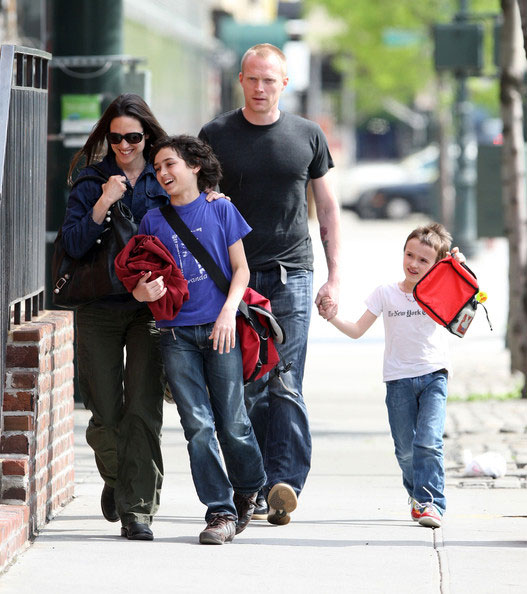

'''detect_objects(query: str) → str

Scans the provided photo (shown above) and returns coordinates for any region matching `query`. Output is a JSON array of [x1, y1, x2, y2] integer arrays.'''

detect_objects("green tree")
[[306, 0, 500, 117]]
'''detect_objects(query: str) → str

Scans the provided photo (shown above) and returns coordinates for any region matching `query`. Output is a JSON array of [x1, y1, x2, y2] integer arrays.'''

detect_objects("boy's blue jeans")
[[161, 323, 266, 521], [244, 267, 313, 498], [385, 369, 448, 514]]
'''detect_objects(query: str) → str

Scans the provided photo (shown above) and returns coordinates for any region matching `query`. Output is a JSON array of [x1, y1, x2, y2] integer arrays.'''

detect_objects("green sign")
[[382, 28, 424, 47], [433, 23, 484, 73], [61, 94, 102, 135]]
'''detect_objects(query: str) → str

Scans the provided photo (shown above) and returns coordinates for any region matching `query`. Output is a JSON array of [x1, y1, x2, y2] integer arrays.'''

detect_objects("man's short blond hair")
[[241, 43, 287, 75]]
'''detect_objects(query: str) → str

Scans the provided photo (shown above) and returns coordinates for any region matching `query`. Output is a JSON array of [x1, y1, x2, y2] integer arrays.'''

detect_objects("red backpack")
[[413, 256, 491, 337], [236, 287, 286, 384]]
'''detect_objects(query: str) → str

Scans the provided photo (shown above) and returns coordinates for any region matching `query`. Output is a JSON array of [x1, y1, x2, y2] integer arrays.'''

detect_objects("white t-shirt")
[[365, 282, 451, 382]]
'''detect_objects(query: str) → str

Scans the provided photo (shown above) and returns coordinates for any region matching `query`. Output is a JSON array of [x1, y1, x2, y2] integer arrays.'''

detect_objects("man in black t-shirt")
[[199, 43, 341, 526]]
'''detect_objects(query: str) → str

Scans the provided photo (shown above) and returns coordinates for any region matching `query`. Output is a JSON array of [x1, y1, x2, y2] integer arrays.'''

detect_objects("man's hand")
[[318, 296, 337, 321], [205, 190, 230, 202], [315, 280, 340, 317], [132, 271, 167, 302]]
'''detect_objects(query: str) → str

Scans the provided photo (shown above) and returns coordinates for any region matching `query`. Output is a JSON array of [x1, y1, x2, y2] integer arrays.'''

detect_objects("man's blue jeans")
[[161, 323, 266, 521], [385, 370, 448, 513], [245, 267, 313, 497]]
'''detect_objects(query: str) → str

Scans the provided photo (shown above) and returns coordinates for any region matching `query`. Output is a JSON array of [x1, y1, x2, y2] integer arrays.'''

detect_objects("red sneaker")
[[418, 505, 442, 528], [410, 498, 422, 522]]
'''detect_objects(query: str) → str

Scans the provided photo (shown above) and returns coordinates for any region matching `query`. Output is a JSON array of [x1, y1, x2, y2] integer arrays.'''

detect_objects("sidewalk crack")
[[433, 528, 450, 594]]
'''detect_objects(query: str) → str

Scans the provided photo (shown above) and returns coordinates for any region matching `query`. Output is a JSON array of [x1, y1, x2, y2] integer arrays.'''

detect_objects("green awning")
[[218, 17, 288, 60]]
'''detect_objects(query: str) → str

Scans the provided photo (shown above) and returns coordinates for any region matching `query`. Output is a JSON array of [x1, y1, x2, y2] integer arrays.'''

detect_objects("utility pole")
[[46, 0, 125, 294], [46, 0, 125, 403], [453, 0, 478, 256]]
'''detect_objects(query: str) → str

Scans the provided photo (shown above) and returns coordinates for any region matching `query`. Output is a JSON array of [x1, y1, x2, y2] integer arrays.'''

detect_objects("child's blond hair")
[[404, 222, 452, 262]]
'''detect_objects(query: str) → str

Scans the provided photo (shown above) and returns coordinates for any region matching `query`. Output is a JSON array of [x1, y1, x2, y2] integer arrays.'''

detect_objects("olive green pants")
[[76, 303, 164, 526]]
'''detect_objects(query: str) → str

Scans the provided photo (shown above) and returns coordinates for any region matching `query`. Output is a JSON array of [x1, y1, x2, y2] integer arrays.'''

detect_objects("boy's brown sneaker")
[[267, 483, 298, 526], [233, 492, 258, 534], [199, 514, 236, 545]]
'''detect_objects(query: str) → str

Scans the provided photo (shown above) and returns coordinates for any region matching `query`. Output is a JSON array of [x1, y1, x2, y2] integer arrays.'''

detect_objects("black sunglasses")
[[107, 132, 145, 145]]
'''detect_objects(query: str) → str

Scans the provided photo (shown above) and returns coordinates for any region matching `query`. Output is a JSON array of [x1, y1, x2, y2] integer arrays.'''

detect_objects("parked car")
[[352, 182, 435, 219], [336, 144, 439, 209]]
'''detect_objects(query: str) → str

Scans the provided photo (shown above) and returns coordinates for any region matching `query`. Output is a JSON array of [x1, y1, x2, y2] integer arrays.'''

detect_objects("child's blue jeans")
[[385, 369, 448, 513]]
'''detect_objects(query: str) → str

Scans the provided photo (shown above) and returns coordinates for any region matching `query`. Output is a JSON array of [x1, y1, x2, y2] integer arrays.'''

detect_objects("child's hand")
[[132, 271, 166, 302], [318, 296, 337, 321], [448, 246, 466, 264], [209, 309, 236, 354]]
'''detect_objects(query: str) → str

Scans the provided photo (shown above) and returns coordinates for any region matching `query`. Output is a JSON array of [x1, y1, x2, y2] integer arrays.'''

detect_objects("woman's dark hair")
[[150, 135, 222, 192], [67, 93, 167, 184]]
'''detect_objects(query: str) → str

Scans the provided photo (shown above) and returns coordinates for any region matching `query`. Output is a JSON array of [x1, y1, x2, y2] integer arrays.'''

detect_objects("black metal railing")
[[0, 45, 51, 430]]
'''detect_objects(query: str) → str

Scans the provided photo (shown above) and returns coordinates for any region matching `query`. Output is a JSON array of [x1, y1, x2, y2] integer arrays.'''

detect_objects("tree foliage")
[[306, 0, 501, 116]]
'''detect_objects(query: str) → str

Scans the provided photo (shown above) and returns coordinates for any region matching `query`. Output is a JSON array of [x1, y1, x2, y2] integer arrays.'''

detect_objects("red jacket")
[[115, 234, 189, 321]]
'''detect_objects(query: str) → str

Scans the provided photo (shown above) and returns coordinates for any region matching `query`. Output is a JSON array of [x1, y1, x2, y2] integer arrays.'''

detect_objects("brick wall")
[[1, 310, 75, 572]]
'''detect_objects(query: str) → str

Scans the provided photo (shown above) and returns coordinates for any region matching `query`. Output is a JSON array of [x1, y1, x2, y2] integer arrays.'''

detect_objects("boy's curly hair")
[[150, 134, 222, 192], [404, 222, 452, 262]]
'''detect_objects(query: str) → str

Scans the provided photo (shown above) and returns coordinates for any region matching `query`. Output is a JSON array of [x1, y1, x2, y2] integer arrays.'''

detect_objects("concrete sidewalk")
[[1, 214, 526, 593]]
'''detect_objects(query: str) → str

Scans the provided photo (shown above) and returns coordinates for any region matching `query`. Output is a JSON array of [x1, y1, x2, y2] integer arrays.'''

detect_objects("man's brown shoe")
[[199, 514, 236, 545], [267, 483, 297, 526]]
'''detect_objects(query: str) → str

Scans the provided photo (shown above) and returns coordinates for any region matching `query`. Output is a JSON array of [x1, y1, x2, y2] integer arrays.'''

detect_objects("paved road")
[[1, 213, 525, 593]]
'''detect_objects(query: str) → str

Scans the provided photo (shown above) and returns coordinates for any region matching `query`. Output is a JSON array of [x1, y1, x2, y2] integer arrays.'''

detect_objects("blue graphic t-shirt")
[[139, 192, 251, 327]]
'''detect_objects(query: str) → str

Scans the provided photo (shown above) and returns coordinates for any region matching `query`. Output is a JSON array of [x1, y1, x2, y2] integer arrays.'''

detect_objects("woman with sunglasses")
[[61, 94, 170, 541]]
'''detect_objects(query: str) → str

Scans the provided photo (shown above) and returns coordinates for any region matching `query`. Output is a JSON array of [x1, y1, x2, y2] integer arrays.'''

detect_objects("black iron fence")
[[0, 45, 51, 431]]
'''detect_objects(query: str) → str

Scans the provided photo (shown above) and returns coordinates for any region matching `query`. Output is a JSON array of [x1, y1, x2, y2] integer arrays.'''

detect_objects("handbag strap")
[[71, 163, 109, 190], [160, 204, 251, 318]]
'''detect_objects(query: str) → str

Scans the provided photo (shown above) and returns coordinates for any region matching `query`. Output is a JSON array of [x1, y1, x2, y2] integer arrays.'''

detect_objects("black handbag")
[[52, 168, 138, 308]]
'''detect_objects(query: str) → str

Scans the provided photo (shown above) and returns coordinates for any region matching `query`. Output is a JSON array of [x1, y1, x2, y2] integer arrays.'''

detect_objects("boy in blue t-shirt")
[[133, 135, 265, 544], [319, 223, 465, 529]]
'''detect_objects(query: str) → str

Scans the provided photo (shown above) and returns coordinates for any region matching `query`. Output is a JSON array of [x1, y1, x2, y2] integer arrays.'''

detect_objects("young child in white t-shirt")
[[319, 222, 465, 529]]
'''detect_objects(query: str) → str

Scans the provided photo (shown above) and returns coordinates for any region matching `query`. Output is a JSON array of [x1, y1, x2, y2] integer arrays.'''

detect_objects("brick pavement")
[[444, 399, 527, 490]]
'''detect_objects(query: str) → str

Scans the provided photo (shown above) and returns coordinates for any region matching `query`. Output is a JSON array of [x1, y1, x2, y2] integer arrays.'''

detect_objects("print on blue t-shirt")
[[168, 225, 208, 285], [138, 192, 252, 328]]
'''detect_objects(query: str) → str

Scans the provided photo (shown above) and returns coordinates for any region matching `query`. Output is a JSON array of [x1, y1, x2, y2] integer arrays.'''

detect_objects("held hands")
[[101, 175, 127, 205], [447, 246, 466, 264], [132, 271, 167, 302], [209, 308, 236, 354], [318, 296, 338, 321], [315, 280, 339, 320]]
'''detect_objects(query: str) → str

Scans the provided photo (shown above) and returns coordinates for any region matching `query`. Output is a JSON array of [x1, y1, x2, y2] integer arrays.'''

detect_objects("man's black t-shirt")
[[199, 109, 334, 270]]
